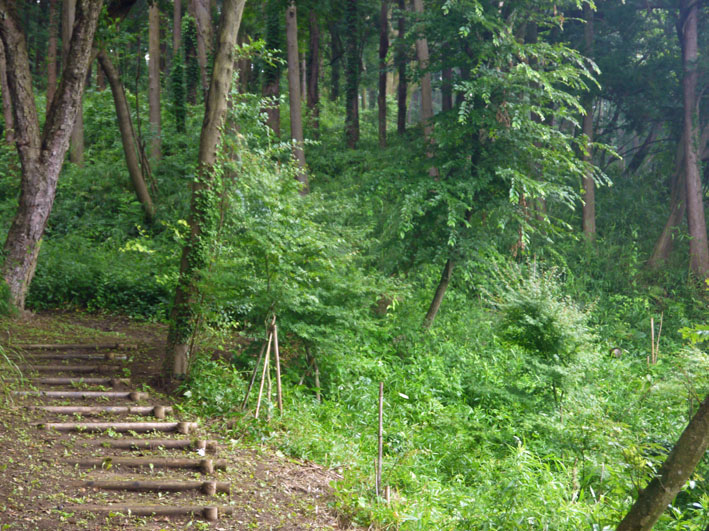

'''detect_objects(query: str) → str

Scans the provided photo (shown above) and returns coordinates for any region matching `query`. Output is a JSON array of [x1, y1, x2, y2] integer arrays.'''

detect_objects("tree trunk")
[[412, 0, 437, 176], [378, 0, 388, 148], [617, 394, 709, 531], [236, 31, 251, 92], [441, 67, 452, 112], [423, 258, 454, 328], [306, 10, 319, 129], [344, 0, 359, 149], [0, 0, 102, 309], [328, 23, 342, 101], [189, 0, 212, 101], [396, 0, 407, 135], [165, 0, 245, 380], [581, 2, 595, 241], [0, 39, 13, 144], [46, 0, 59, 113], [98, 50, 155, 223], [173, 0, 181, 57], [286, 1, 308, 193], [62, 0, 84, 166], [148, 1, 161, 161], [262, 0, 281, 136], [680, 0, 709, 279]]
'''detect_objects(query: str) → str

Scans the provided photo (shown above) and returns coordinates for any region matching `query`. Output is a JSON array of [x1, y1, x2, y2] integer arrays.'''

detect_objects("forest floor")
[[0, 311, 351, 530]]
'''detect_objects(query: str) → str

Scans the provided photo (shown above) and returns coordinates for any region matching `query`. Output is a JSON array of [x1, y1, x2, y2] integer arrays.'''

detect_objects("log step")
[[41, 421, 197, 434], [20, 343, 138, 351], [67, 457, 225, 473], [27, 377, 130, 386], [32, 405, 171, 418], [19, 364, 117, 373], [84, 479, 230, 494], [16, 390, 148, 400], [24, 353, 127, 361], [90, 438, 218, 453], [65, 505, 232, 521]]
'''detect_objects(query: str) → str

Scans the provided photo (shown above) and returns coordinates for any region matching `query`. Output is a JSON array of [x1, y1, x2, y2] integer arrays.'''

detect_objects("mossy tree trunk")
[[164, 0, 246, 380]]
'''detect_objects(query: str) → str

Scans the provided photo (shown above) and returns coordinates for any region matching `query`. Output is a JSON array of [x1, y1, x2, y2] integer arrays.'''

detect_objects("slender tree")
[[286, 1, 308, 193], [98, 50, 155, 222], [306, 10, 319, 129], [378, 0, 388, 148], [0, 39, 13, 144], [173, 0, 182, 57], [62, 0, 84, 166], [148, 0, 161, 160], [581, 2, 595, 241], [46, 0, 59, 112], [412, 0, 436, 175], [189, 0, 212, 100], [328, 22, 342, 101], [165, 0, 246, 380], [0, 0, 102, 309], [344, 0, 359, 148], [396, 0, 407, 135], [262, 0, 282, 136]]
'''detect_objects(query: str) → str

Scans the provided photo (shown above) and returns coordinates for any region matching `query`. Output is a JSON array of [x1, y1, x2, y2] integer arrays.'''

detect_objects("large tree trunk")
[[581, 3, 595, 241], [165, 0, 245, 380], [98, 50, 155, 223], [0, 39, 13, 144], [62, 0, 84, 166], [306, 10, 319, 129], [344, 0, 359, 148], [423, 258, 454, 328], [189, 0, 212, 101], [0, 0, 102, 309], [46, 0, 59, 113], [378, 0, 388, 148], [148, 2, 161, 161], [286, 1, 308, 193], [396, 0, 407, 135], [173, 0, 181, 57], [617, 394, 709, 531], [680, 0, 709, 279]]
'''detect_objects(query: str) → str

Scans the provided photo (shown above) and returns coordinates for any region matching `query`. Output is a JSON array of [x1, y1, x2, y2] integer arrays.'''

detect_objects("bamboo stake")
[[651, 317, 655, 365], [655, 313, 663, 363], [377, 381, 383, 498], [273, 324, 283, 414], [254, 334, 272, 419], [242, 340, 267, 410]]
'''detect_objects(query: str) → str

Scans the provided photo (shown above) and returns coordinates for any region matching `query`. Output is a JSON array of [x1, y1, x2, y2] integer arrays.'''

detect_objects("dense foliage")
[[0, 0, 707, 529]]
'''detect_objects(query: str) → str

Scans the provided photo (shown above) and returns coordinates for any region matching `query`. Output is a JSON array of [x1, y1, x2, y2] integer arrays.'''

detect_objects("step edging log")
[[17, 391, 149, 400], [31, 405, 172, 418], [90, 438, 218, 453], [64, 505, 233, 521], [24, 353, 128, 360], [84, 479, 229, 494], [40, 421, 197, 434], [19, 343, 138, 351], [67, 457, 225, 473], [26, 377, 130, 386]]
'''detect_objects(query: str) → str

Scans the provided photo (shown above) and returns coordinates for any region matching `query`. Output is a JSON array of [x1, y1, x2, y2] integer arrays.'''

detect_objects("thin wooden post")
[[273, 324, 283, 414], [254, 334, 273, 419], [650, 317, 655, 365], [241, 341, 267, 410], [377, 381, 384, 498]]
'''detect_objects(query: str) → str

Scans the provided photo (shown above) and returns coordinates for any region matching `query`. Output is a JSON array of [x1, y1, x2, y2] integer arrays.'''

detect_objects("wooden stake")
[[650, 317, 655, 365], [242, 340, 267, 410], [254, 333, 272, 419], [655, 313, 663, 363], [377, 381, 383, 498], [273, 324, 283, 414]]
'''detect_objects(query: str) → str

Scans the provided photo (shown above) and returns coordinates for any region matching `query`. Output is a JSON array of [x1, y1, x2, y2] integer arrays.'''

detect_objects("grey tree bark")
[[165, 0, 246, 380], [62, 0, 84, 166], [286, 1, 308, 193], [189, 0, 212, 101], [378, 0, 388, 148], [46, 0, 59, 113], [148, 1, 161, 160], [581, 3, 595, 241], [0, 0, 102, 309], [0, 39, 13, 144]]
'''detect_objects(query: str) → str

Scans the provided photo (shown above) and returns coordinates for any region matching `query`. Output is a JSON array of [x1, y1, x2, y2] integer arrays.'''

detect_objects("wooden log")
[[65, 505, 233, 520], [20, 343, 138, 350], [24, 353, 127, 360], [40, 421, 197, 433], [84, 479, 230, 494], [20, 364, 117, 373], [89, 438, 218, 453], [26, 377, 130, 386], [67, 457, 225, 472], [16, 391, 148, 400], [31, 406, 172, 417]]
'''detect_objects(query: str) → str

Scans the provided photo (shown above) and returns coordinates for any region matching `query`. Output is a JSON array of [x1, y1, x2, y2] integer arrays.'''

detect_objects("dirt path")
[[0, 312, 349, 530]]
